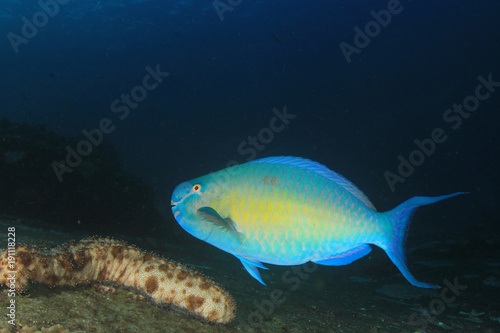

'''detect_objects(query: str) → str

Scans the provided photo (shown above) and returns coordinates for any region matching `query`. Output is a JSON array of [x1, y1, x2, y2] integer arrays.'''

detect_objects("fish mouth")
[[171, 194, 188, 207]]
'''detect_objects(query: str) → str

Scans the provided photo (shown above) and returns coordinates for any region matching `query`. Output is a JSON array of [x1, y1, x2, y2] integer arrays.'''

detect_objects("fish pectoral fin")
[[235, 255, 268, 285], [313, 244, 372, 266], [197, 206, 244, 241]]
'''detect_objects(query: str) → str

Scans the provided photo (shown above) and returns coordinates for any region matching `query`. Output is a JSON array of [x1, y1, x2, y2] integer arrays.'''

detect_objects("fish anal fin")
[[313, 245, 372, 266]]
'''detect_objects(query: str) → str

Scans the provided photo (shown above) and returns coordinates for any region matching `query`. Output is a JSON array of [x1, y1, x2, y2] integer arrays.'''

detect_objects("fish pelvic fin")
[[235, 255, 268, 285], [381, 192, 467, 289]]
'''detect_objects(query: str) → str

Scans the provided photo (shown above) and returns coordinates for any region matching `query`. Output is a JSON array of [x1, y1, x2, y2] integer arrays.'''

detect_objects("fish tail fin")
[[380, 192, 467, 289]]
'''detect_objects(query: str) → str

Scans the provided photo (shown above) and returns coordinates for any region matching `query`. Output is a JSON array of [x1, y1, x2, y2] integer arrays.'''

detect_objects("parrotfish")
[[171, 156, 464, 288]]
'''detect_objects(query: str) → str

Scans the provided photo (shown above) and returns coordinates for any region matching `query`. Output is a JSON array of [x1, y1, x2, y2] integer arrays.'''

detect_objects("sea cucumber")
[[0, 237, 236, 324]]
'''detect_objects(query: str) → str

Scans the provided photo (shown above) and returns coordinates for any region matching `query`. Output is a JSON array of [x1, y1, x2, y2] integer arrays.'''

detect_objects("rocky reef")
[[0, 118, 168, 238]]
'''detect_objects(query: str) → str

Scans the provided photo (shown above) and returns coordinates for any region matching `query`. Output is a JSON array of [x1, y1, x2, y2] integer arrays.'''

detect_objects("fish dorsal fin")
[[248, 156, 377, 211]]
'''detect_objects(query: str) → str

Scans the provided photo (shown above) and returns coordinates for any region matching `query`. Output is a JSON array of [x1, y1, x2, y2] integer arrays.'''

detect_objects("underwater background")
[[0, 0, 499, 332]]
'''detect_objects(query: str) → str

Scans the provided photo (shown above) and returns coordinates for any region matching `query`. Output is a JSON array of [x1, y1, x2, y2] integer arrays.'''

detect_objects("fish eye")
[[192, 184, 201, 192]]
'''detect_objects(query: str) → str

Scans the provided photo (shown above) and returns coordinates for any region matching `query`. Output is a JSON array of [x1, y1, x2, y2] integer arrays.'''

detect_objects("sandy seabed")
[[1, 216, 499, 333]]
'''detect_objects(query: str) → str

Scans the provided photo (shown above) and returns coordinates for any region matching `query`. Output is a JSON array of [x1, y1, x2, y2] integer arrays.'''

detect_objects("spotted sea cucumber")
[[0, 237, 236, 324]]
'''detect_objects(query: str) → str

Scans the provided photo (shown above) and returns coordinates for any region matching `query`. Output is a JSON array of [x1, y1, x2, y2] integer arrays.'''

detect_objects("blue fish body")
[[171, 156, 465, 288]]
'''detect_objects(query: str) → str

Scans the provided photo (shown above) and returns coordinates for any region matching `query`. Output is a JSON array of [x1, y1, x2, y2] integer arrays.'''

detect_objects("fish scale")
[[171, 156, 465, 287]]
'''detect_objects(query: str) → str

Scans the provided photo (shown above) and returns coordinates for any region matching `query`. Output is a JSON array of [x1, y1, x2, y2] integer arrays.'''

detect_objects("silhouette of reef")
[[0, 118, 168, 238]]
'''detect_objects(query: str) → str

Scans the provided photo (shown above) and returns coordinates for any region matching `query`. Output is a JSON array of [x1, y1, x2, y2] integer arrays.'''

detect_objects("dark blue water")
[[3, 0, 498, 232], [0, 1, 499, 331]]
